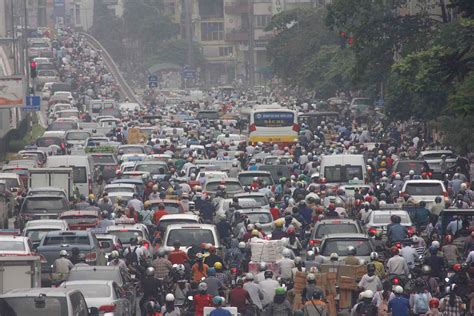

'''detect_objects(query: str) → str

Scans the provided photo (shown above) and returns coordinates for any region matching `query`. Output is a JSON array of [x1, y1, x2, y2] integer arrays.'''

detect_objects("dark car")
[[392, 159, 431, 177], [18, 194, 69, 228]]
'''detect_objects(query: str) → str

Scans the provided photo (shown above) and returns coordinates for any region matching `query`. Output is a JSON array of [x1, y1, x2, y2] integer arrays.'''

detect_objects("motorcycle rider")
[[52, 250, 73, 280], [140, 267, 163, 316], [301, 273, 325, 303], [344, 246, 360, 265], [108, 250, 128, 270], [387, 246, 409, 278], [193, 282, 213, 316], [259, 270, 280, 310], [243, 273, 264, 313], [276, 248, 295, 281], [254, 262, 268, 283]]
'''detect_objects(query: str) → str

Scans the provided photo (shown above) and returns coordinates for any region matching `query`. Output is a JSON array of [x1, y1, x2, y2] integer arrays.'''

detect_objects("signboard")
[[54, 0, 66, 16], [182, 66, 196, 79], [24, 95, 41, 112], [148, 75, 158, 88], [0, 76, 24, 107], [272, 0, 284, 15]]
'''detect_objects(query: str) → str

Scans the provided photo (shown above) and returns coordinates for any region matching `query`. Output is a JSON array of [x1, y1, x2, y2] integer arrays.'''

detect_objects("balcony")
[[225, 3, 250, 15], [226, 29, 249, 41]]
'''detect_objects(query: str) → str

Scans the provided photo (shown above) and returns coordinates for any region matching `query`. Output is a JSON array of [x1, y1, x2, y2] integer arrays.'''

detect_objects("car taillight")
[[39, 254, 47, 264], [292, 123, 300, 132], [85, 252, 97, 263], [99, 304, 116, 312], [368, 227, 377, 235], [249, 123, 256, 132], [443, 191, 448, 198], [428, 172, 432, 177]]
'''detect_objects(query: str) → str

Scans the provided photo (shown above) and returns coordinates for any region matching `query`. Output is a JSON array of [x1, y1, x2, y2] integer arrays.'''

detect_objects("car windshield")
[[23, 198, 65, 212], [47, 121, 76, 131], [205, 182, 242, 192], [0, 297, 67, 316], [245, 212, 273, 224], [91, 155, 116, 164], [29, 190, 65, 197], [405, 183, 443, 196], [321, 239, 372, 256], [239, 174, 273, 186], [66, 132, 89, 141], [105, 187, 135, 194], [324, 166, 363, 183], [135, 163, 168, 174], [166, 229, 215, 247], [72, 167, 87, 183], [264, 157, 292, 165], [0, 241, 25, 252], [159, 219, 197, 231], [0, 178, 20, 190], [422, 153, 456, 159], [62, 284, 111, 298], [373, 214, 411, 225], [26, 229, 60, 242], [61, 215, 98, 224], [43, 235, 90, 245], [395, 161, 427, 174], [118, 147, 144, 154], [237, 196, 267, 206], [197, 111, 219, 120], [36, 137, 62, 147], [68, 271, 121, 284], [314, 223, 359, 238], [108, 230, 143, 244]]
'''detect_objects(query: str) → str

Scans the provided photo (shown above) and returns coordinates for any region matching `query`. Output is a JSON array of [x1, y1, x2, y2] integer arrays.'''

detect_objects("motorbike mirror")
[[187, 296, 193, 301], [445, 277, 450, 283]]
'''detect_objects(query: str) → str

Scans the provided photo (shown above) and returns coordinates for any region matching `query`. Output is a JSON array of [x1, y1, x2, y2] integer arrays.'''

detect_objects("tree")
[[146, 40, 205, 68]]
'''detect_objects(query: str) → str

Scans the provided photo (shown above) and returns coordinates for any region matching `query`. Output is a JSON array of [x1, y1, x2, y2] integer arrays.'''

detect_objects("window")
[[198, 0, 223, 18], [219, 46, 233, 56], [75, 4, 81, 24], [201, 22, 224, 41], [70, 292, 88, 316], [254, 15, 271, 28]]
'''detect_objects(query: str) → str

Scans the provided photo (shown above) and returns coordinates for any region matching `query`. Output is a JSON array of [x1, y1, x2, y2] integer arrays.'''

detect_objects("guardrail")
[[79, 32, 142, 106]]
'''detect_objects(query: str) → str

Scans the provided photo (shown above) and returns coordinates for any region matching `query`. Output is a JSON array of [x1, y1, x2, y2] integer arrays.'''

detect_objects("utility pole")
[[184, 0, 193, 67], [247, 0, 255, 87], [10, 0, 18, 74], [23, 0, 30, 93]]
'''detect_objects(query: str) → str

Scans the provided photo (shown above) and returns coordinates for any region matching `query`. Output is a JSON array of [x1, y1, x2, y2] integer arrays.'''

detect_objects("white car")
[[23, 219, 69, 247], [60, 280, 132, 316], [419, 150, 457, 175], [53, 91, 74, 102], [103, 183, 138, 196], [0, 235, 34, 255], [364, 210, 415, 236], [401, 180, 448, 208]]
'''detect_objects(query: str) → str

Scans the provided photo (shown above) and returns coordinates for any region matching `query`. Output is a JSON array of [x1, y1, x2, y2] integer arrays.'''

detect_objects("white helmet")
[[165, 294, 175, 302], [282, 248, 292, 258], [60, 250, 68, 257], [306, 273, 316, 281], [394, 285, 404, 294], [363, 290, 374, 299], [238, 241, 246, 249], [431, 241, 440, 249]]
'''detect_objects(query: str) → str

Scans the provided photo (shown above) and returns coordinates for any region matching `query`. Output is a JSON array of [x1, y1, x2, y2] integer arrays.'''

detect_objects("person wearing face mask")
[[358, 263, 383, 293]]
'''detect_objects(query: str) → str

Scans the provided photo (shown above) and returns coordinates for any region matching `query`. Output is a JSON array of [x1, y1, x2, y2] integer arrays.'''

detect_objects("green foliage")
[[438, 115, 474, 155], [150, 40, 205, 68]]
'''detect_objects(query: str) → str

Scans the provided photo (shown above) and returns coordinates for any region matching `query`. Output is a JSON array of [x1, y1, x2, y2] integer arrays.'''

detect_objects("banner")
[[0, 77, 24, 107]]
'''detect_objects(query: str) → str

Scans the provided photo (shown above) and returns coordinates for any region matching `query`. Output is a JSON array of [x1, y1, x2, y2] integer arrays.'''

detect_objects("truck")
[[28, 168, 76, 201], [0, 255, 42, 293]]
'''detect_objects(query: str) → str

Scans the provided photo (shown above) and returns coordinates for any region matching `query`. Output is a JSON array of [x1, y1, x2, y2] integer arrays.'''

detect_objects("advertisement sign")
[[0, 77, 24, 107], [272, 0, 285, 15]]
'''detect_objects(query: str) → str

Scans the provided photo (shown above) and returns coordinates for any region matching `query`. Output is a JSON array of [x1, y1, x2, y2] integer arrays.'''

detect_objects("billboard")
[[0, 77, 24, 108]]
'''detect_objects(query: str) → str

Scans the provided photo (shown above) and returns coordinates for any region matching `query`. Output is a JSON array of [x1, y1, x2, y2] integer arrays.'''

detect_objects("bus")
[[249, 108, 299, 145]]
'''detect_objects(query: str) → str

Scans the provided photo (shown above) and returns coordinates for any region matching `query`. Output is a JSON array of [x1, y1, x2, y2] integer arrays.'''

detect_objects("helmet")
[[259, 262, 268, 271], [306, 250, 315, 260], [307, 273, 316, 281], [347, 246, 356, 256], [394, 285, 403, 294], [275, 219, 284, 227], [275, 287, 287, 295], [370, 252, 378, 261], [330, 253, 339, 261], [110, 250, 119, 259], [88, 194, 95, 200], [60, 250, 68, 257], [247, 223, 255, 231], [452, 263, 462, 272], [421, 265, 431, 275], [251, 229, 259, 237], [165, 294, 175, 302], [431, 241, 440, 249], [145, 267, 155, 276], [395, 174, 401, 180], [145, 301, 160, 312], [429, 298, 440, 308], [282, 248, 292, 258], [390, 246, 399, 255], [412, 236, 420, 243], [264, 270, 273, 279], [294, 256, 302, 264], [409, 170, 415, 176], [208, 268, 216, 276], [363, 290, 374, 299], [246, 273, 254, 281], [157, 248, 166, 257], [214, 262, 223, 270], [238, 241, 246, 249], [198, 282, 208, 291], [212, 296, 224, 305]]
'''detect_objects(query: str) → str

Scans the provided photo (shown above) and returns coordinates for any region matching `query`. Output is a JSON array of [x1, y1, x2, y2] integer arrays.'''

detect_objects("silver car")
[[319, 233, 375, 264], [60, 280, 131, 316]]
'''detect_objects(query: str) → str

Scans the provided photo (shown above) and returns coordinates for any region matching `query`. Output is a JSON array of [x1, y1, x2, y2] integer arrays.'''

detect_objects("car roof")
[[107, 225, 145, 231], [25, 219, 68, 228], [0, 236, 28, 242], [1, 287, 78, 298], [60, 210, 99, 216], [420, 150, 453, 155], [104, 183, 136, 188], [206, 178, 240, 183], [0, 173, 20, 178], [323, 233, 368, 239], [316, 219, 359, 224], [62, 280, 115, 286], [160, 214, 200, 221], [238, 171, 272, 175], [234, 192, 266, 197], [370, 210, 409, 215], [149, 199, 182, 204], [44, 230, 90, 236], [25, 194, 65, 199], [29, 187, 66, 192], [165, 223, 216, 230], [70, 265, 121, 272], [404, 179, 444, 184]]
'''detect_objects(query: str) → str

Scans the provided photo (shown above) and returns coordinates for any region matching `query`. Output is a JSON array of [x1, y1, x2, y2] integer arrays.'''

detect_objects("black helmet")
[[264, 270, 273, 279]]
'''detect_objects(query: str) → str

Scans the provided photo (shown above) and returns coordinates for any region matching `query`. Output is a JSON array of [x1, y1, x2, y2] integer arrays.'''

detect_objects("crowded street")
[[0, 1, 473, 316]]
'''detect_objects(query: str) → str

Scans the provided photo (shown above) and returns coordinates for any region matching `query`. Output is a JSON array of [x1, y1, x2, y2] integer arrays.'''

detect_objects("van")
[[46, 156, 94, 197], [162, 224, 222, 256], [401, 180, 448, 208], [320, 154, 367, 185]]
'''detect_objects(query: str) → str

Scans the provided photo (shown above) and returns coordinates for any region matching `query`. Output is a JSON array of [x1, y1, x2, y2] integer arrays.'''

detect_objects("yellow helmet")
[[144, 201, 151, 208], [214, 262, 223, 270], [252, 229, 259, 237], [275, 219, 284, 227], [88, 194, 95, 200]]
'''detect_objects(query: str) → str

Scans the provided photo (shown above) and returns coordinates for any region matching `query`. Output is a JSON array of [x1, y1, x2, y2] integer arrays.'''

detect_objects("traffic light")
[[340, 31, 346, 49], [30, 61, 37, 79]]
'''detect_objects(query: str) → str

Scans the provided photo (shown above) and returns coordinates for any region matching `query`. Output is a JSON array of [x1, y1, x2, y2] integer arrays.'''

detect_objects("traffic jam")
[[0, 27, 473, 316]]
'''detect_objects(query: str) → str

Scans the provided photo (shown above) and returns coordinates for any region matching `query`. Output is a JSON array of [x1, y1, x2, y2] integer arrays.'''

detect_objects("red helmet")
[[390, 246, 399, 255], [452, 263, 462, 272], [365, 195, 373, 203], [429, 298, 439, 308], [355, 199, 362, 207], [328, 203, 335, 211]]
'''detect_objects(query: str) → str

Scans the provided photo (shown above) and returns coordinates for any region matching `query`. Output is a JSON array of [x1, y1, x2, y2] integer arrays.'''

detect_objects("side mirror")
[[89, 307, 99, 316]]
